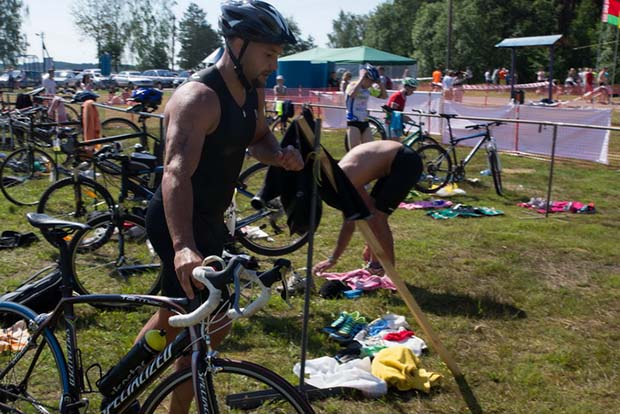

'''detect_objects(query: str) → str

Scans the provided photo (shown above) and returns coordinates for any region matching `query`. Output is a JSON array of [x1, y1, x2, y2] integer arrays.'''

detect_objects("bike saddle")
[[440, 113, 458, 119], [26, 213, 90, 232]]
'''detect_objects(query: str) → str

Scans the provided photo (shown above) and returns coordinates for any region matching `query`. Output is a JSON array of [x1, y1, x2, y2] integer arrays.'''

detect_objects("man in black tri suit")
[[138, 2, 302, 410]]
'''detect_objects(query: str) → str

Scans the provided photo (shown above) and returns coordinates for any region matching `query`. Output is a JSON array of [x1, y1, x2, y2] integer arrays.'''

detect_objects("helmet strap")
[[225, 39, 253, 91]]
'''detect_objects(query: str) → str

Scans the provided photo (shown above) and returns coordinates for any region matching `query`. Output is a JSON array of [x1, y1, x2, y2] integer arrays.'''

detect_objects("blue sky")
[[23, 0, 387, 64]]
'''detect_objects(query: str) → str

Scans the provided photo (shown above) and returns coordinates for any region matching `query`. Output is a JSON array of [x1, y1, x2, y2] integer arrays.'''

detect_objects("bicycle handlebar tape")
[[168, 266, 222, 328], [97, 329, 166, 398]]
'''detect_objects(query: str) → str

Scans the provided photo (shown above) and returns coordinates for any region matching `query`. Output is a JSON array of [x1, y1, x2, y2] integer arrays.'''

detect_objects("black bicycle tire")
[[488, 149, 504, 196], [414, 144, 453, 194], [101, 117, 144, 149], [37, 176, 116, 246], [63, 104, 81, 122], [0, 147, 57, 206], [236, 163, 309, 256], [0, 302, 68, 413], [141, 360, 315, 414], [69, 212, 161, 303]]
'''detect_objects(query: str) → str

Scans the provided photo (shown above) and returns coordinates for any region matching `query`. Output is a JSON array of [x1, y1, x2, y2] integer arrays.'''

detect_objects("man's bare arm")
[[161, 82, 219, 297]]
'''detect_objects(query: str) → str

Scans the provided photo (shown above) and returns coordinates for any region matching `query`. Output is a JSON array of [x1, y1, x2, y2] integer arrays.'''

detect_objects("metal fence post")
[[544, 125, 558, 218]]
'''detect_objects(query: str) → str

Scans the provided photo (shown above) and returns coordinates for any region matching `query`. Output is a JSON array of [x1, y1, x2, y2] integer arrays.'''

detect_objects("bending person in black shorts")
[[139, 2, 302, 412], [313, 140, 422, 276]]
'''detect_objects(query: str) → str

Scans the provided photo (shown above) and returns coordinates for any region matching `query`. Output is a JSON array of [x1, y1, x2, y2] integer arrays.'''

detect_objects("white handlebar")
[[167, 261, 272, 328]]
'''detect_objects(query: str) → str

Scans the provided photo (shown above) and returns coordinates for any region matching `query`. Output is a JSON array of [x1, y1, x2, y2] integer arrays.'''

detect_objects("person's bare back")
[[338, 140, 403, 187]]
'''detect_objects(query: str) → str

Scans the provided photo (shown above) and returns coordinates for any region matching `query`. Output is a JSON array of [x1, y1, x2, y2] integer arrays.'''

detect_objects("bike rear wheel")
[[235, 163, 308, 256], [414, 144, 453, 193], [487, 149, 503, 196], [37, 176, 116, 246], [101, 117, 143, 149], [69, 212, 161, 302], [0, 302, 67, 413], [0, 148, 56, 205], [141, 360, 314, 414]]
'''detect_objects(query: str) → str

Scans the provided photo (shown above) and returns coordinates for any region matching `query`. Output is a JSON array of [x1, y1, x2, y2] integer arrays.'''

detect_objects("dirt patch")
[[503, 168, 536, 174]]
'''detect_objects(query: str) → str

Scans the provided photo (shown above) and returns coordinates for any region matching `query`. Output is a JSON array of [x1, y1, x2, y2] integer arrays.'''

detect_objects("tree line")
[[329, 0, 609, 83], [0, 0, 616, 82]]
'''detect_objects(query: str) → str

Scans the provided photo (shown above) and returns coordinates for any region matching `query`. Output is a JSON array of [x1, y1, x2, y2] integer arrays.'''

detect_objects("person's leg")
[[360, 124, 373, 145], [347, 125, 362, 150], [139, 308, 232, 414]]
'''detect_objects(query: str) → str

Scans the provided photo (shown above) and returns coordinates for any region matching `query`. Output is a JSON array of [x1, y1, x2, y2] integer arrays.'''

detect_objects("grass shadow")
[[381, 282, 527, 320]]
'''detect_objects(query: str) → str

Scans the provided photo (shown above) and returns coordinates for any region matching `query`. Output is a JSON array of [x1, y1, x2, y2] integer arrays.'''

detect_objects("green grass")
[[1, 103, 619, 413]]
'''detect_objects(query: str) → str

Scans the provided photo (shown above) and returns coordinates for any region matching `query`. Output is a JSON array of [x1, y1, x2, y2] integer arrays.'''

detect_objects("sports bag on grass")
[[0, 265, 62, 319]]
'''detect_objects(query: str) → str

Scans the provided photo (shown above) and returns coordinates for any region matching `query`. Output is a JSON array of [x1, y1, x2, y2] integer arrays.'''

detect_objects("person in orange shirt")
[[431, 67, 443, 91], [498, 68, 507, 85]]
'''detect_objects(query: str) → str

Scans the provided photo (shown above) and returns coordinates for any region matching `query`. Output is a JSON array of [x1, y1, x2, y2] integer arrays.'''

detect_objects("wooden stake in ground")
[[296, 116, 482, 414]]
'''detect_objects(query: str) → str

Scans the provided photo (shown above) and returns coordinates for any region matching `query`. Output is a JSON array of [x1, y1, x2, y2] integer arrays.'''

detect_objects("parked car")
[[172, 70, 194, 88], [54, 70, 79, 88], [141, 69, 176, 89], [113, 71, 154, 88], [76, 68, 112, 89], [0, 70, 42, 89]]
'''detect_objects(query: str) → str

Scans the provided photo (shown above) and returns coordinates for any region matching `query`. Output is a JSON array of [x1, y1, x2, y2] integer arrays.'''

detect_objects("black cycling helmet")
[[219, 1, 296, 91], [72, 91, 99, 103], [219, 0, 297, 45]]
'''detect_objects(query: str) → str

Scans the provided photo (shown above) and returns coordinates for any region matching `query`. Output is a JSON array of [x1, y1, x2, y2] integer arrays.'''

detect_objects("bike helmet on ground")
[[364, 64, 380, 82], [130, 88, 163, 108], [403, 77, 418, 88], [72, 91, 99, 103], [219, 1, 297, 91]]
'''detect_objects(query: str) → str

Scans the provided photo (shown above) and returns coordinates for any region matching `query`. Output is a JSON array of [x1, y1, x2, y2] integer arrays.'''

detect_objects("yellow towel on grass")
[[371, 346, 442, 393]]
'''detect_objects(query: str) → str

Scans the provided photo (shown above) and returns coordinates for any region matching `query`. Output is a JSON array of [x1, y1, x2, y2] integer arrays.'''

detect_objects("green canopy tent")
[[275, 46, 416, 88]]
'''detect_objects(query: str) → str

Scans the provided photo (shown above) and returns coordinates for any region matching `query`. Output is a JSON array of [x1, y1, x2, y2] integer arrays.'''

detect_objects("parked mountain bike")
[[415, 114, 504, 195], [0, 212, 315, 414]]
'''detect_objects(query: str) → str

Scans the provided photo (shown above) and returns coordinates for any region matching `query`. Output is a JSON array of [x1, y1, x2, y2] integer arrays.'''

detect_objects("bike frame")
[[4, 233, 204, 413], [443, 117, 494, 170]]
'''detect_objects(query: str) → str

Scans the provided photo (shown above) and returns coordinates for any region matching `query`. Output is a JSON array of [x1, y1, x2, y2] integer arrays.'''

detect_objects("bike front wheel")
[[487, 149, 503, 196], [69, 212, 161, 302], [414, 144, 453, 193], [0, 148, 56, 205], [141, 359, 314, 414], [235, 163, 308, 256], [0, 302, 67, 413]]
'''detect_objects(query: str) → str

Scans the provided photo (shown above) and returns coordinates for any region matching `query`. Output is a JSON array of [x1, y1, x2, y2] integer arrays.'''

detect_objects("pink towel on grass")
[[318, 269, 397, 291], [399, 200, 453, 210]]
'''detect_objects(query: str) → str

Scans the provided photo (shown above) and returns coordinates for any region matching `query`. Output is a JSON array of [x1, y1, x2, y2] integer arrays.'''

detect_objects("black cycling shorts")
[[146, 190, 227, 298], [370, 145, 422, 215], [347, 120, 370, 135]]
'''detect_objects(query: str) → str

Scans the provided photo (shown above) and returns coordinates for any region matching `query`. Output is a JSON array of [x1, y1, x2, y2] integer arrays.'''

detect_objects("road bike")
[[0, 212, 315, 414], [415, 114, 504, 196]]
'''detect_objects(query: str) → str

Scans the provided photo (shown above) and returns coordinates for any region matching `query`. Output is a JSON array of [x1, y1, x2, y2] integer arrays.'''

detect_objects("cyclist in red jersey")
[[386, 77, 417, 138]]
